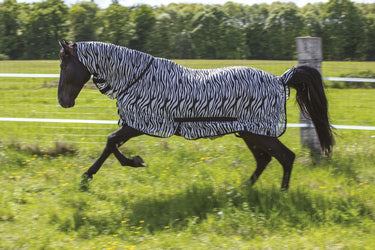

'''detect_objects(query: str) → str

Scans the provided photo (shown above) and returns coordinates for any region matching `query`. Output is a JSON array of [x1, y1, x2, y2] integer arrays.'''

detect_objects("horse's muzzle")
[[58, 98, 75, 108]]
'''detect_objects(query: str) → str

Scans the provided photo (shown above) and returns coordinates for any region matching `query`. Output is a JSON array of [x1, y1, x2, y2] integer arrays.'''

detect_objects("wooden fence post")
[[296, 37, 322, 157]]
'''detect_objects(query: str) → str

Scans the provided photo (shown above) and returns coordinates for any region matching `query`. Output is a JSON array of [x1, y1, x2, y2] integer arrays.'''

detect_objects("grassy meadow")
[[0, 60, 375, 249]]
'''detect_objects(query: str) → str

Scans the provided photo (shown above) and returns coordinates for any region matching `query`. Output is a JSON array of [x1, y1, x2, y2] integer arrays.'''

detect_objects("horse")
[[58, 40, 334, 190]]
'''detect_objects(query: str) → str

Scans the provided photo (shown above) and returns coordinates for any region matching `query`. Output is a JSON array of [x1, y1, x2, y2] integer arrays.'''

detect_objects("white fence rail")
[[323, 77, 375, 83], [1, 117, 374, 131], [0, 73, 59, 78]]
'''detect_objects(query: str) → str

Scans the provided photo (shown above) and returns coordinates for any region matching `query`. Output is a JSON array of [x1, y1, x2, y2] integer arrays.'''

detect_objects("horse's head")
[[58, 40, 91, 108]]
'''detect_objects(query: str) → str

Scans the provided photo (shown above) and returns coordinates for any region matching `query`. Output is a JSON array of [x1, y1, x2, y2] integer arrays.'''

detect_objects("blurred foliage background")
[[0, 0, 374, 61]]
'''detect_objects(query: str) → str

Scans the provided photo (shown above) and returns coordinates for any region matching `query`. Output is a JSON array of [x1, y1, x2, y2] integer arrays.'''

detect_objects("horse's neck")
[[77, 42, 153, 98]]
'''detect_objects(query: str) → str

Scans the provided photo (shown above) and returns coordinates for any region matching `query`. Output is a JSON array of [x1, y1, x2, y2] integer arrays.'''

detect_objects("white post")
[[296, 37, 322, 156]]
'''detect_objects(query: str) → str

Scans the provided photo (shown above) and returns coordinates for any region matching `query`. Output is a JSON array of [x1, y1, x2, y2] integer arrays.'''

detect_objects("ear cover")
[[59, 40, 75, 55]]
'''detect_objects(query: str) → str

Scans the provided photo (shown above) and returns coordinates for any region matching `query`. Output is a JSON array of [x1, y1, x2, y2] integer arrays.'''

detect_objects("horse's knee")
[[106, 132, 120, 149], [107, 132, 117, 142], [257, 150, 272, 166]]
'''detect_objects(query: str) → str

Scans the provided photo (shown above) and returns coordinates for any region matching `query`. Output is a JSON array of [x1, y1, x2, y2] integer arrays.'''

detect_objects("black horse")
[[58, 40, 334, 190]]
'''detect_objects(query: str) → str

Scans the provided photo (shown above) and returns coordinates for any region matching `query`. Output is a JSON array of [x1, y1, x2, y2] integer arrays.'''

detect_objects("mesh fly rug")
[[76, 42, 295, 139]]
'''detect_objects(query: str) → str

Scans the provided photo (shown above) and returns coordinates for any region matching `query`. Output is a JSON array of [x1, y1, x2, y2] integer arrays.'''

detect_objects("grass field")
[[0, 60, 375, 249]]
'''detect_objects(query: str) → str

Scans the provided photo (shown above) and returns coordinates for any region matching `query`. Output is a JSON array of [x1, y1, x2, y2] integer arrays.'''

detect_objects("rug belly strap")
[[174, 117, 237, 122]]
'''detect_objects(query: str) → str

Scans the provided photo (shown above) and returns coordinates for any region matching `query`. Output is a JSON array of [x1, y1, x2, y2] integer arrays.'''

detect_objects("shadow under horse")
[[57, 40, 334, 190]]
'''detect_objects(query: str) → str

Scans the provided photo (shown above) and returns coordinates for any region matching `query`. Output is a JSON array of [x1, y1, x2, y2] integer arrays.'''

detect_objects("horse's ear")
[[59, 39, 68, 49], [59, 40, 75, 55]]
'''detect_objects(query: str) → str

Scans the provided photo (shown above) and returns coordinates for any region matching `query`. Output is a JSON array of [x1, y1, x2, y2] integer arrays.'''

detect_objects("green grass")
[[0, 60, 59, 74], [0, 60, 374, 249], [2, 59, 375, 75]]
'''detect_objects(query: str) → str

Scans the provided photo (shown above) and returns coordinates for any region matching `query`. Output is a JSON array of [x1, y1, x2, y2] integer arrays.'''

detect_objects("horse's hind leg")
[[241, 135, 272, 186], [239, 132, 295, 190], [84, 125, 144, 179]]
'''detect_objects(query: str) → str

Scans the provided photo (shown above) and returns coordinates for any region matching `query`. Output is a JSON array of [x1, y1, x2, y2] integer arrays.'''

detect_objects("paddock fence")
[[0, 72, 374, 132], [1, 61, 374, 146]]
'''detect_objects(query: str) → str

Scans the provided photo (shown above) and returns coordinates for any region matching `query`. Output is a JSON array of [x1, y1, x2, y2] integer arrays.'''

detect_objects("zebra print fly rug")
[[76, 42, 295, 139]]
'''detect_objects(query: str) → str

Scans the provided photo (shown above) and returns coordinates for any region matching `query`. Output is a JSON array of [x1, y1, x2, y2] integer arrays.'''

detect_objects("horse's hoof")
[[82, 172, 93, 179], [80, 173, 92, 192], [132, 156, 146, 167], [280, 186, 289, 192]]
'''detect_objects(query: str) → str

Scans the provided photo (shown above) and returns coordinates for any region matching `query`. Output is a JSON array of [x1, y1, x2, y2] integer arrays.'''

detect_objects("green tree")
[[264, 3, 303, 59], [1, 1, 374, 60], [222, 2, 250, 27], [220, 2, 249, 59], [101, 2, 134, 46], [218, 22, 248, 59], [147, 13, 174, 57], [172, 31, 195, 59], [356, 3, 375, 60], [157, 4, 203, 58], [129, 4, 156, 52], [245, 4, 270, 59], [149, 5, 199, 58], [192, 6, 238, 59], [364, 13, 375, 60], [301, 3, 323, 37], [68, 1, 99, 41], [22, 0, 68, 59], [0, 0, 22, 59], [321, 0, 365, 60]]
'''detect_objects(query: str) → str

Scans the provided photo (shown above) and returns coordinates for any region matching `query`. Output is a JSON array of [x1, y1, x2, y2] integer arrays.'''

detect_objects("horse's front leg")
[[83, 126, 144, 179]]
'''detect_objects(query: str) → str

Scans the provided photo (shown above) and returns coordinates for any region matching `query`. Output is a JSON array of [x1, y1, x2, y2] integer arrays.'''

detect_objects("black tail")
[[285, 65, 334, 156]]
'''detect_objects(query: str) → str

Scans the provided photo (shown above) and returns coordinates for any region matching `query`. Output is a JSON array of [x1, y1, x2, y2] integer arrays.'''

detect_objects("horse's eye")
[[59, 52, 66, 62]]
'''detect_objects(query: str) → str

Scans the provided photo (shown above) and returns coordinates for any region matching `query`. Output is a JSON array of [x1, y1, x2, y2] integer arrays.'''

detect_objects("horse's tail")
[[282, 65, 334, 156]]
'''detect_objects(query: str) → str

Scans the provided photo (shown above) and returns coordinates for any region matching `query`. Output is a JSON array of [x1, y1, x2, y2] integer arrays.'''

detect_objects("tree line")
[[0, 0, 374, 61]]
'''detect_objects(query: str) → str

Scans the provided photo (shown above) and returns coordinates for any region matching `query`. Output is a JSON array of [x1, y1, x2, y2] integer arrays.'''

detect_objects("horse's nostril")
[[59, 98, 74, 108]]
